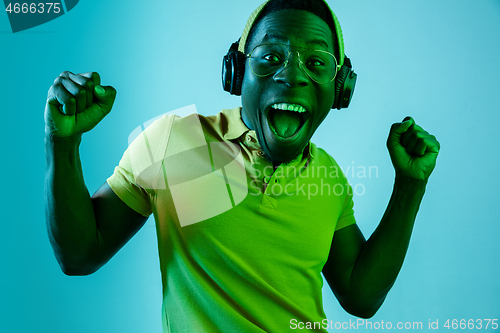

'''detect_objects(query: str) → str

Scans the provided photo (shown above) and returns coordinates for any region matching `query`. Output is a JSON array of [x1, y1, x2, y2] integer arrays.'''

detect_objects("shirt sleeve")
[[106, 113, 177, 217], [335, 181, 356, 231], [326, 155, 357, 231], [107, 150, 152, 217]]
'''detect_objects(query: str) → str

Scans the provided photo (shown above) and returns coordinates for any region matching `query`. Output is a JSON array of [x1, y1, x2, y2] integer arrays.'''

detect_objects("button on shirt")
[[107, 107, 356, 333]]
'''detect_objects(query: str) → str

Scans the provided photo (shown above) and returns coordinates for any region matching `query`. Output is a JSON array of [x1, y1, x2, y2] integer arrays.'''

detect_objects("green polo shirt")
[[107, 106, 356, 332]]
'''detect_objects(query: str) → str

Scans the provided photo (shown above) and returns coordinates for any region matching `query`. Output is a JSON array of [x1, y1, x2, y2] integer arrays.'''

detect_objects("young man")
[[44, 0, 440, 331]]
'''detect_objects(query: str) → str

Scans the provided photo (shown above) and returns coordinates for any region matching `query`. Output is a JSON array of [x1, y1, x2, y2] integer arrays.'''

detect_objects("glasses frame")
[[246, 43, 341, 85]]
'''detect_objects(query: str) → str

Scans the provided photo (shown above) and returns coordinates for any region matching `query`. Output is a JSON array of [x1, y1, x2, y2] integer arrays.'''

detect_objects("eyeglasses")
[[247, 43, 340, 84]]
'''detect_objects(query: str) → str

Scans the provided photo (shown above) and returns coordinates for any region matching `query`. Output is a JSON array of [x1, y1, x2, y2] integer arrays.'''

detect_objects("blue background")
[[1, 0, 499, 332]]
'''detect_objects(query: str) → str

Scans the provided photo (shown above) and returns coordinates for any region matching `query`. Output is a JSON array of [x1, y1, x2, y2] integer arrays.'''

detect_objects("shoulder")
[[308, 141, 351, 185], [309, 141, 341, 169], [127, 106, 244, 156], [203, 107, 242, 127], [129, 105, 221, 145]]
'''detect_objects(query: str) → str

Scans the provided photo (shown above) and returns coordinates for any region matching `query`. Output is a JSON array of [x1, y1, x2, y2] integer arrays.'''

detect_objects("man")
[[44, 0, 440, 331]]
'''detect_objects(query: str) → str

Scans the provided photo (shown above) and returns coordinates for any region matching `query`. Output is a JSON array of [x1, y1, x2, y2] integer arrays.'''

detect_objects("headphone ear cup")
[[333, 58, 357, 110], [231, 51, 245, 96], [222, 42, 246, 96], [222, 53, 233, 93], [333, 65, 349, 109]]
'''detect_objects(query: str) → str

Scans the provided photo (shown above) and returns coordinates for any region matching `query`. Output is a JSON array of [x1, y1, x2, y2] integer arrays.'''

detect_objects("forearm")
[[44, 134, 99, 274], [349, 175, 426, 306]]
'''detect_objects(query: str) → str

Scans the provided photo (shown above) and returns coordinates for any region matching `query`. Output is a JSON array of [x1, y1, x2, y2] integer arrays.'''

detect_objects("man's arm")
[[323, 117, 440, 318], [45, 71, 148, 275]]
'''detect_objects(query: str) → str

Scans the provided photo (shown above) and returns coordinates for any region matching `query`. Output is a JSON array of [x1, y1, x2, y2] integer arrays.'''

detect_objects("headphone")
[[222, 39, 357, 110]]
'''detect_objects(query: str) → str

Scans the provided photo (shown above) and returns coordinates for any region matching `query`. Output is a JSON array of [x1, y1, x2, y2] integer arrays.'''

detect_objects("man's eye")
[[263, 54, 281, 63], [307, 58, 325, 67]]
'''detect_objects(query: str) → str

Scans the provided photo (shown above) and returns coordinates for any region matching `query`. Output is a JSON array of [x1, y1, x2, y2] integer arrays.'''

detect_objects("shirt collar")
[[221, 107, 251, 141], [220, 107, 315, 160]]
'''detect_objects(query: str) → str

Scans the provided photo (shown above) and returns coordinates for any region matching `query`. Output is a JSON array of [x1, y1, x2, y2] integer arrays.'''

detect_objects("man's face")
[[241, 9, 337, 165]]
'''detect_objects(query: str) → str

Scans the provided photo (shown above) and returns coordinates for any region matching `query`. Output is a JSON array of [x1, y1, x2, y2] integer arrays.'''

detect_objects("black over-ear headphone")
[[222, 41, 245, 96], [222, 40, 357, 110]]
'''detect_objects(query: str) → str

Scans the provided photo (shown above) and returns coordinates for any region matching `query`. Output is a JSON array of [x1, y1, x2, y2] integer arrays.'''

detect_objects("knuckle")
[[53, 76, 64, 85], [92, 72, 101, 84], [48, 83, 57, 93], [82, 78, 94, 90], [85, 71, 100, 82], [414, 131, 425, 139], [47, 85, 57, 100], [75, 89, 86, 99], [49, 83, 63, 99], [67, 97, 76, 106]]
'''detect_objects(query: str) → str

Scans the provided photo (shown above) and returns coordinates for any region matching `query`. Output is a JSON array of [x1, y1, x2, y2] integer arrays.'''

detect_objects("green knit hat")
[[237, 0, 345, 67]]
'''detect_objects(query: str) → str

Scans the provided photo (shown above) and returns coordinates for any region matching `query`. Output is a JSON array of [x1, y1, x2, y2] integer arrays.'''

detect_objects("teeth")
[[271, 103, 307, 113]]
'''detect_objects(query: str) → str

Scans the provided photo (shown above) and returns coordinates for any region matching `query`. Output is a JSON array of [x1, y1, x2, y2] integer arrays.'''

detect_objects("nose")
[[273, 51, 309, 87]]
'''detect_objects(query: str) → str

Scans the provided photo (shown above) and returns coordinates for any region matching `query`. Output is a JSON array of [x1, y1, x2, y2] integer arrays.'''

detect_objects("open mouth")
[[267, 103, 310, 139]]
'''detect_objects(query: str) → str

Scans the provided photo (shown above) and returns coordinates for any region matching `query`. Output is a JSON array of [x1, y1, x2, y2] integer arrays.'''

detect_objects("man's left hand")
[[387, 116, 440, 181]]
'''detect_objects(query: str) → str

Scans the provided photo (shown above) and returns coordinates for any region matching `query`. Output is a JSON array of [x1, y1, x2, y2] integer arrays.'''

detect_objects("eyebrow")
[[261, 33, 329, 49]]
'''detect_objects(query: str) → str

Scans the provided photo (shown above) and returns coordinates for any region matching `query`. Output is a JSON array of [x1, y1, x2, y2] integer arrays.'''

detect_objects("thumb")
[[387, 116, 414, 151], [93, 84, 117, 112], [391, 116, 414, 137]]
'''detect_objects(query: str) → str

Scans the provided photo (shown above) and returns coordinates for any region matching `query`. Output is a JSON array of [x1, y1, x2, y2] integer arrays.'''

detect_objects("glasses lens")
[[300, 49, 338, 84], [249, 44, 287, 77], [249, 44, 338, 84]]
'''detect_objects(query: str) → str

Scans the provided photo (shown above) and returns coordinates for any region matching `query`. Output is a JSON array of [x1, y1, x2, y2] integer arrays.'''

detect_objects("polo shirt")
[[107, 106, 357, 332]]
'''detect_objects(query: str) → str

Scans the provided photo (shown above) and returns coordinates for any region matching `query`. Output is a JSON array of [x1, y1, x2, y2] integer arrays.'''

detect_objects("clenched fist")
[[45, 71, 116, 138], [387, 116, 440, 181]]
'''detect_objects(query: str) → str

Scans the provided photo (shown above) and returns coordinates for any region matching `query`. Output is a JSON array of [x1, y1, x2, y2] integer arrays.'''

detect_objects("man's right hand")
[[45, 71, 116, 138]]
